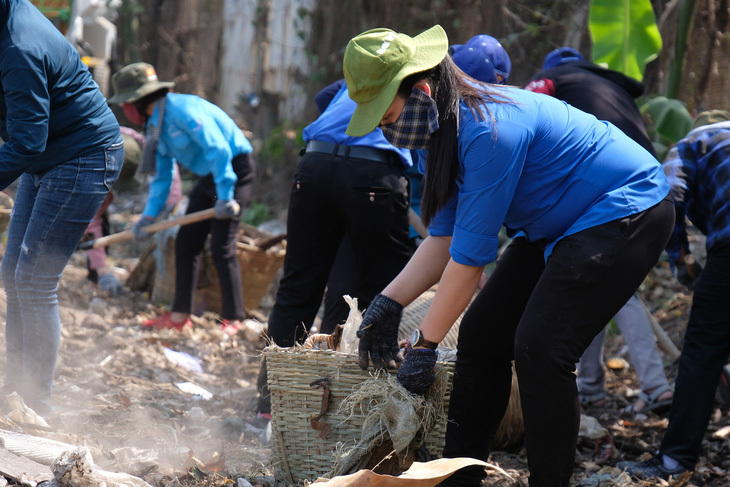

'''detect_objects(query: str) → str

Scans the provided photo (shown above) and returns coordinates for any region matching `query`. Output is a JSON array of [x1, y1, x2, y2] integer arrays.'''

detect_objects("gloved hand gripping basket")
[[263, 298, 454, 484]]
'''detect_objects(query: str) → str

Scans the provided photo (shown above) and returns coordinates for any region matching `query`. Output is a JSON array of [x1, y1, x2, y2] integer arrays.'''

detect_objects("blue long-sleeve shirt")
[[425, 86, 669, 266], [0, 0, 120, 189], [143, 93, 253, 217], [663, 121, 730, 268]]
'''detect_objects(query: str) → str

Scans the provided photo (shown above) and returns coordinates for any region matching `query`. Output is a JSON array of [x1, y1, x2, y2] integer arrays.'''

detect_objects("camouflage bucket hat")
[[692, 109, 730, 130], [107, 62, 175, 104]]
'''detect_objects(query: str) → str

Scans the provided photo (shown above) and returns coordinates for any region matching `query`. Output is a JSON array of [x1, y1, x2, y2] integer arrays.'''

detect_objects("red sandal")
[[142, 312, 191, 331], [220, 319, 244, 336]]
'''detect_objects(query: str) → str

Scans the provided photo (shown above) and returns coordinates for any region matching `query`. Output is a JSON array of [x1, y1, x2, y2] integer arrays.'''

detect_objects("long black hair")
[[401, 55, 513, 226]]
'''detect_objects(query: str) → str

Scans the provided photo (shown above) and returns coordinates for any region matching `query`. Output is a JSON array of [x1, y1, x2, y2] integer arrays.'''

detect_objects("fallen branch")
[[638, 297, 681, 361]]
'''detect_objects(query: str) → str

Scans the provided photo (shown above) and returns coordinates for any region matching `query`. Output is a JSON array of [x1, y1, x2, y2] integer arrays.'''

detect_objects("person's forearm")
[[382, 235, 452, 306], [419, 259, 484, 343]]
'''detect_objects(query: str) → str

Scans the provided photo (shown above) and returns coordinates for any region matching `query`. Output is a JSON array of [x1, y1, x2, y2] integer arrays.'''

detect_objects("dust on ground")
[[0, 190, 728, 487]]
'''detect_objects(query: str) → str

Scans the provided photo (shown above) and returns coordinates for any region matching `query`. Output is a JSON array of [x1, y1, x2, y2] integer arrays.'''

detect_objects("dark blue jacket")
[[0, 0, 120, 189], [526, 61, 656, 157]]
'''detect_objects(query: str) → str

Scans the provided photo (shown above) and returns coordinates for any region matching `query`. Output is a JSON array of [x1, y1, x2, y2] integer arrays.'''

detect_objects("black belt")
[[305, 140, 399, 165]]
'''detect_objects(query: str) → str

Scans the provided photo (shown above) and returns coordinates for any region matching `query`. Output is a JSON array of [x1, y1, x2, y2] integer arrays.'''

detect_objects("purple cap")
[[542, 47, 585, 69], [450, 35, 511, 84]]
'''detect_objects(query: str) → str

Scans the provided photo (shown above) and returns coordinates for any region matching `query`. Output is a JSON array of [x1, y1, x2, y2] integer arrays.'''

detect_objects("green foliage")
[[639, 95, 694, 160], [588, 0, 662, 82], [242, 201, 271, 226], [260, 124, 305, 159]]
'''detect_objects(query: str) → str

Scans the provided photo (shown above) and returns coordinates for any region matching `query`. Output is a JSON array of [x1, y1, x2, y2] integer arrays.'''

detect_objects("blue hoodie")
[[0, 0, 120, 189]]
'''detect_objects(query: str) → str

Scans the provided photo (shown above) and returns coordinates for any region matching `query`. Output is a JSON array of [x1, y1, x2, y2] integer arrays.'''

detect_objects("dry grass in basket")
[[329, 364, 451, 477]]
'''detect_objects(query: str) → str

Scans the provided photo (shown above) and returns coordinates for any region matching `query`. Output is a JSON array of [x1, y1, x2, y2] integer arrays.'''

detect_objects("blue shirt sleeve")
[[143, 152, 176, 218], [434, 119, 529, 266], [0, 44, 50, 187], [183, 110, 237, 201]]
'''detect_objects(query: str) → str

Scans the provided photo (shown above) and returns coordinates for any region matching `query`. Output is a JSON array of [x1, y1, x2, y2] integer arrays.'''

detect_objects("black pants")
[[321, 236, 360, 334], [660, 242, 730, 469], [321, 234, 416, 333], [257, 149, 413, 412], [172, 153, 255, 320], [441, 197, 675, 487]]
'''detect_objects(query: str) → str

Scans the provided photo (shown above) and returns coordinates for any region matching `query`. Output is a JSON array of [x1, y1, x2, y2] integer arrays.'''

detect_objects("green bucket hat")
[[107, 62, 175, 104], [344, 24, 449, 137]]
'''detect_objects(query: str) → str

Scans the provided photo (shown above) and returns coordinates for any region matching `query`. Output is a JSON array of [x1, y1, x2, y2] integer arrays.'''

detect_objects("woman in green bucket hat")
[[347, 25, 675, 487]]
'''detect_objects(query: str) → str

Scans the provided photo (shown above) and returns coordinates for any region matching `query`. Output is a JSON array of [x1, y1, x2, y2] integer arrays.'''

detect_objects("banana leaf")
[[589, 0, 662, 82]]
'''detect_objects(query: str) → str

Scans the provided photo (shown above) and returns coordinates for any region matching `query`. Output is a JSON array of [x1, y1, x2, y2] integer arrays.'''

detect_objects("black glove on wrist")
[[397, 348, 437, 395], [357, 293, 404, 370]]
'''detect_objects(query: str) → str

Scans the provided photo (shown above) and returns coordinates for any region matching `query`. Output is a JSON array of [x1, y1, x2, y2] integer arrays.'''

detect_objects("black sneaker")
[[617, 456, 688, 480]]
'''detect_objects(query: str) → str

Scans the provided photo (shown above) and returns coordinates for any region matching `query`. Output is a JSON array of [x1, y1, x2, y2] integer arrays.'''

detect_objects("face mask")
[[122, 103, 148, 126], [380, 87, 439, 150]]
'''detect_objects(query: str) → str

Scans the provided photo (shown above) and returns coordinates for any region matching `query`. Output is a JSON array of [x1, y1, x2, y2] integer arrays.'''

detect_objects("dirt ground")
[[0, 190, 728, 487]]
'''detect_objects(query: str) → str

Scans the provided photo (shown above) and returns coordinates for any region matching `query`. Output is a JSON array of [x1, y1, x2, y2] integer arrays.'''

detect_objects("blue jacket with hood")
[[0, 0, 120, 189]]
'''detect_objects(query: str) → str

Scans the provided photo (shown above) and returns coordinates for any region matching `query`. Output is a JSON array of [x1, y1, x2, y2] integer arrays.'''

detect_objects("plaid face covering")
[[380, 87, 439, 150]]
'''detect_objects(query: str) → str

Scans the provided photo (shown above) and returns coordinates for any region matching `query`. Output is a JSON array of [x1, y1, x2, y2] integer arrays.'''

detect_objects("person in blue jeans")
[[108, 62, 255, 334], [344, 25, 674, 487], [0, 0, 122, 418]]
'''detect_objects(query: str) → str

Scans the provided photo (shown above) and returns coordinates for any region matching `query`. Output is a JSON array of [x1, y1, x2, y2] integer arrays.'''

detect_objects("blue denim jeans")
[[1, 136, 123, 416]]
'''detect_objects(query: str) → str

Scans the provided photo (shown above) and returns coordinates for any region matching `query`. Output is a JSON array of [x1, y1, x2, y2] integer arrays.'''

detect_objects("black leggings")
[[441, 196, 675, 487], [172, 153, 255, 320]]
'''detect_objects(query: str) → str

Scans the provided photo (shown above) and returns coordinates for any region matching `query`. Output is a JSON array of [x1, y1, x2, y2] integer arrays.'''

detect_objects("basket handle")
[[301, 324, 344, 351], [309, 378, 332, 439]]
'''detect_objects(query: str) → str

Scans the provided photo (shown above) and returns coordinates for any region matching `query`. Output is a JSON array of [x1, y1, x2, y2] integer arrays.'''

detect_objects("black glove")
[[397, 348, 437, 395], [357, 293, 403, 370], [676, 260, 703, 290]]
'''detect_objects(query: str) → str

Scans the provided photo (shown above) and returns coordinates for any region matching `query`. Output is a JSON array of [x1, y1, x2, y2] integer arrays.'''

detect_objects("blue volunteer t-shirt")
[[303, 83, 412, 169], [426, 86, 669, 266]]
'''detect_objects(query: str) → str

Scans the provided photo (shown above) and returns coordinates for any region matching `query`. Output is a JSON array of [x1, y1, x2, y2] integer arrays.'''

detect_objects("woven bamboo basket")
[[399, 285, 524, 450], [151, 228, 285, 312], [265, 346, 453, 484], [197, 241, 285, 312]]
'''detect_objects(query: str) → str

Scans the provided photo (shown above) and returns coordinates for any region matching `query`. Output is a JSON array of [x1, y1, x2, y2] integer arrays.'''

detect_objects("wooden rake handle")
[[77, 208, 217, 250]]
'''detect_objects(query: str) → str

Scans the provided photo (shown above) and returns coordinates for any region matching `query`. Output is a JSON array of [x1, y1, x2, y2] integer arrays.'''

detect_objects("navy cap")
[[450, 35, 511, 84], [542, 47, 585, 69]]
